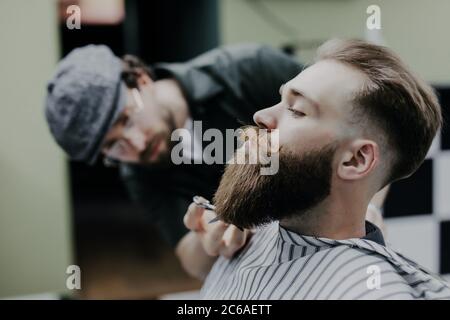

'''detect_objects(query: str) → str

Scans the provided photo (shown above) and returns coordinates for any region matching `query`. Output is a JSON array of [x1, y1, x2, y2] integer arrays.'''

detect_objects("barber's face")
[[214, 60, 369, 228], [101, 78, 175, 165]]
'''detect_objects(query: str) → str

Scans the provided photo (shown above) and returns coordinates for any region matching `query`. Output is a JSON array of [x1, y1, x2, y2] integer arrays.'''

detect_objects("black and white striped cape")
[[200, 221, 450, 300]]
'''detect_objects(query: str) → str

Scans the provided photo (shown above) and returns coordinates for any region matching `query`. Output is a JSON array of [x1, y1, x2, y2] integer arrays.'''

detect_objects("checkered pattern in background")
[[383, 87, 450, 276]]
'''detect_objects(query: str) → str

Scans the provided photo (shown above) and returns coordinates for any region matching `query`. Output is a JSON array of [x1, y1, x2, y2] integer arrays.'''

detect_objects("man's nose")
[[123, 127, 147, 152], [253, 106, 278, 130]]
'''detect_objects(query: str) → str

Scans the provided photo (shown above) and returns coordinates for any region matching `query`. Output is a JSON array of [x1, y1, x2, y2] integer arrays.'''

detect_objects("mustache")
[[139, 110, 177, 162], [139, 133, 164, 162], [234, 125, 280, 162]]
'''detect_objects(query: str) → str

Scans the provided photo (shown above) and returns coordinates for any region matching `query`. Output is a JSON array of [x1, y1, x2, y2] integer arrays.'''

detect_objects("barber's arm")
[[205, 43, 304, 109], [154, 43, 304, 118]]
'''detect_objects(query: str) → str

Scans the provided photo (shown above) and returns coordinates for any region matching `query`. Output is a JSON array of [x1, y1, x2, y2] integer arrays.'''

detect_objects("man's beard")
[[138, 110, 177, 167], [139, 133, 175, 166], [213, 138, 337, 229]]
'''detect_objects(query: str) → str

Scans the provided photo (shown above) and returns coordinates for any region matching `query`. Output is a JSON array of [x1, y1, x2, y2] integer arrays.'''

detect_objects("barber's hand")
[[183, 197, 251, 259]]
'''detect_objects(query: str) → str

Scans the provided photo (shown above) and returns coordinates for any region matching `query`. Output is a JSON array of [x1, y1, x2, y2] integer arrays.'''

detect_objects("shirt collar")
[[363, 221, 385, 245], [278, 220, 385, 248]]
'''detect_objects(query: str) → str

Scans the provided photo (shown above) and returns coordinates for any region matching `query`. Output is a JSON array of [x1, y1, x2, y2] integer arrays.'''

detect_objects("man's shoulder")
[[300, 244, 414, 300], [220, 43, 302, 73], [220, 43, 287, 60]]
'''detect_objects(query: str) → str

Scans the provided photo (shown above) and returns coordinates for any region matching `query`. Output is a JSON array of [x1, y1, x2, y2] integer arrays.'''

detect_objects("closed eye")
[[287, 106, 306, 118]]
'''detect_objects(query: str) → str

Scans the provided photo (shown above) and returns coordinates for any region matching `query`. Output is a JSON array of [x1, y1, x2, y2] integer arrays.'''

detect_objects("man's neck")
[[279, 194, 368, 240], [153, 78, 189, 129]]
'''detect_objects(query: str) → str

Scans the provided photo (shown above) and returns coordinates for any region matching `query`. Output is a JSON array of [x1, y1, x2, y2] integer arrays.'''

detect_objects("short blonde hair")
[[316, 39, 442, 182]]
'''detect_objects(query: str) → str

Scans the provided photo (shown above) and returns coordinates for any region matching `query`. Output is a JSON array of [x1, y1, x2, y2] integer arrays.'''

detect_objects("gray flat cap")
[[45, 45, 127, 164]]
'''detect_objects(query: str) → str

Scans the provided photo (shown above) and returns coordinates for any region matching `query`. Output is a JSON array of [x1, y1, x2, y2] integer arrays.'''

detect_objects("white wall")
[[221, 0, 450, 85], [0, 0, 73, 297]]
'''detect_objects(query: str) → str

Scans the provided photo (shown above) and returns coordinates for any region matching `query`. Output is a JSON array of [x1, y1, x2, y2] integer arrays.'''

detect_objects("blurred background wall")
[[0, 0, 73, 297], [221, 0, 450, 85]]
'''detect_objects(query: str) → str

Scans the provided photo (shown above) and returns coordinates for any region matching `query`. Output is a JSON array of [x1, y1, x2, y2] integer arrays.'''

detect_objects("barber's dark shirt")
[[119, 44, 303, 246]]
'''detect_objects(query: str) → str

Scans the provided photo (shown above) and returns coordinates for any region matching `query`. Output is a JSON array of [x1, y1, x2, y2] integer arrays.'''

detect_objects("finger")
[[200, 208, 220, 226], [203, 221, 229, 256], [220, 226, 248, 258], [223, 225, 246, 248], [184, 202, 205, 231]]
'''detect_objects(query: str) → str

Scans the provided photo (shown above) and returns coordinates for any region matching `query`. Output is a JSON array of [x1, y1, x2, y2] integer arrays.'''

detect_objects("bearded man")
[[180, 39, 450, 300]]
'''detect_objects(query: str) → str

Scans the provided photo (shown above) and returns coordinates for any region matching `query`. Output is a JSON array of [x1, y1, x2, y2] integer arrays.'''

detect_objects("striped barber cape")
[[200, 221, 450, 300]]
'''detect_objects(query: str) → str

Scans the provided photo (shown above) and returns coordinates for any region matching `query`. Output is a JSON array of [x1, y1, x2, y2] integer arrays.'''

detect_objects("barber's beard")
[[138, 109, 177, 167], [213, 139, 337, 230]]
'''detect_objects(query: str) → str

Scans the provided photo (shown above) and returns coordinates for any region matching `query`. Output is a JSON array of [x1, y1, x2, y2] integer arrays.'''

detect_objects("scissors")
[[192, 196, 243, 230], [193, 195, 216, 211], [192, 196, 220, 224]]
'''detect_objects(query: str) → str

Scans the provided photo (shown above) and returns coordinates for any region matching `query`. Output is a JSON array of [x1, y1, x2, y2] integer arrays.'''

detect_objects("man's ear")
[[337, 139, 379, 181]]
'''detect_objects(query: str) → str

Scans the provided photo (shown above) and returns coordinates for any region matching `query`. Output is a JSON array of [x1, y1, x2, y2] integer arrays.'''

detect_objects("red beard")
[[213, 133, 337, 229]]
